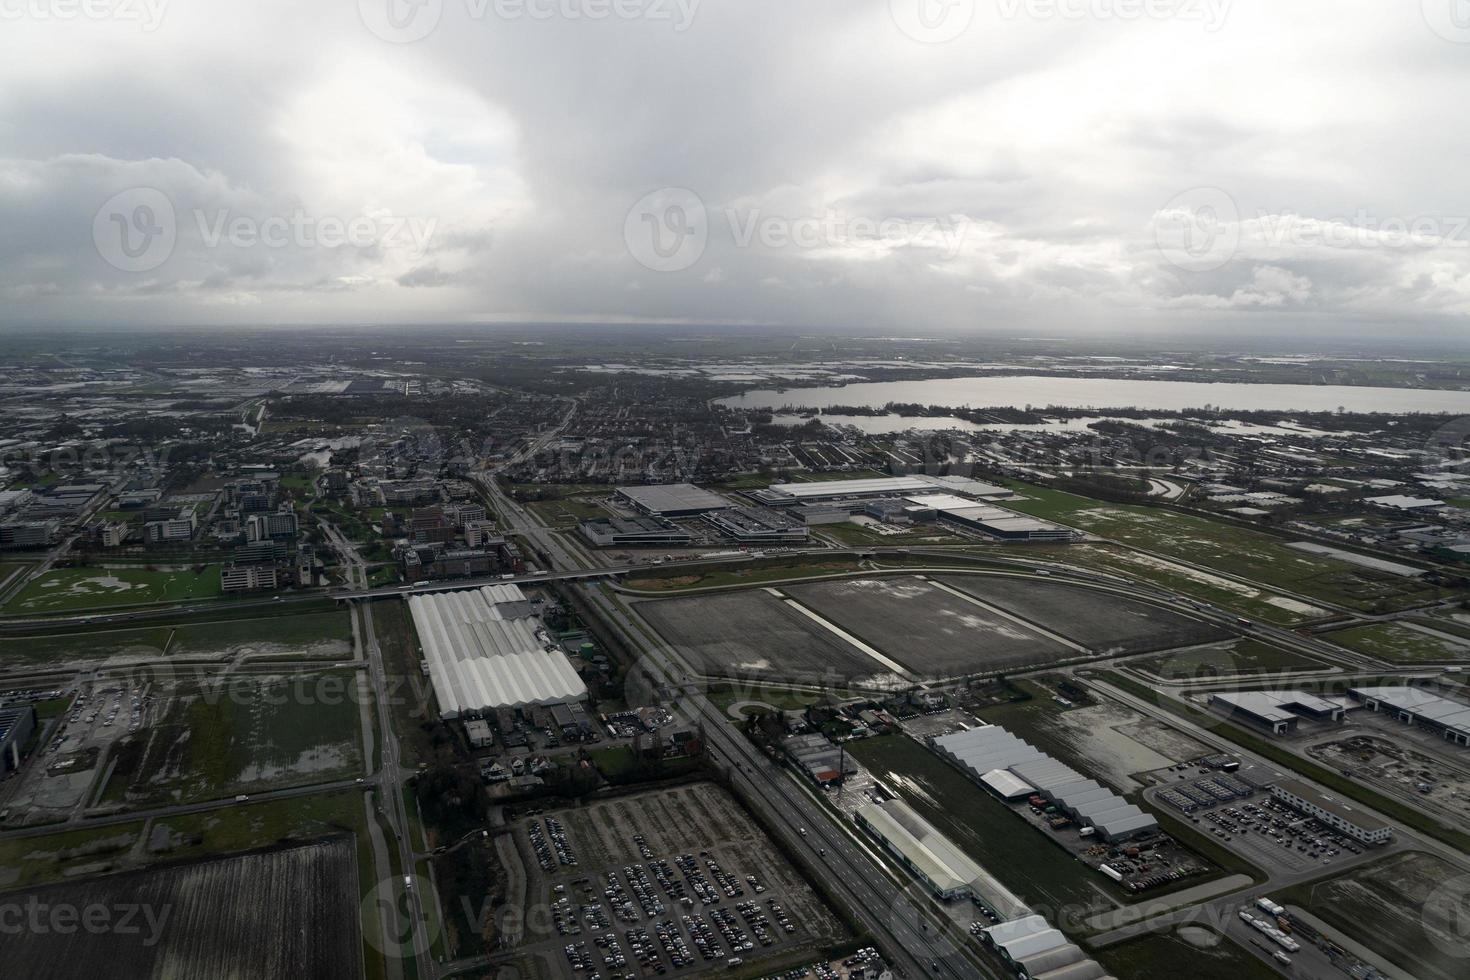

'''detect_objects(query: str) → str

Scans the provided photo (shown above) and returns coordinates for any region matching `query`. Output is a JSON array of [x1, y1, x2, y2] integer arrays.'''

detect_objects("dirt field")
[[501, 783, 847, 979], [0, 837, 361, 979], [936, 575, 1229, 655], [1307, 732, 1470, 823], [634, 590, 901, 685], [785, 577, 1069, 677], [1292, 850, 1470, 980]]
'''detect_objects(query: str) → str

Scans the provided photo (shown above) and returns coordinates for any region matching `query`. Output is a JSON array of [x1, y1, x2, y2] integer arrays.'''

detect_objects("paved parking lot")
[[508, 783, 848, 979], [1159, 782, 1367, 875]]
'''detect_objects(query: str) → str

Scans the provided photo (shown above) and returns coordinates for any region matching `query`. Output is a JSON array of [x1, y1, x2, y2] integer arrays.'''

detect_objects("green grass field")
[[1095, 929, 1281, 980], [846, 734, 1130, 916], [525, 496, 608, 528], [168, 609, 353, 659], [103, 670, 363, 805], [0, 626, 173, 666], [1324, 622, 1470, 663], [1128, 639, 1327, 679], [2, 566, 223, 613], [1002, 482, 1449, 614], [0, 823, 146, 890]]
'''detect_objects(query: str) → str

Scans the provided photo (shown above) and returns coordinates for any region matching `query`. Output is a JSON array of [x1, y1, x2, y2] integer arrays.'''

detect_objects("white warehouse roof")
[[409, 589, 587, 718]]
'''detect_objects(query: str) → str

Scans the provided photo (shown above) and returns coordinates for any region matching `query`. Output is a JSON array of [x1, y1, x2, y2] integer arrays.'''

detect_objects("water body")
[[720, 375, 1470, 415]]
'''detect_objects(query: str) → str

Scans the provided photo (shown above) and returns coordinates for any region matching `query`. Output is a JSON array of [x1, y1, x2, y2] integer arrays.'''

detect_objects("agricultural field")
[[101, 670, 363, 805], [1323, 622, 1470, 663], [936, 574, 1229, 655], [633, 588, 902, 685], [1002, 483, 1449, 615], [1095, 927, 1280, 980], [1, 565, 223, 613], [0, 837, 362, 980], [1282, 851, 1470, 980], [502, 782, 847, 977], [785, 577, 1070, 677], [1127, 639, 1328, 680]]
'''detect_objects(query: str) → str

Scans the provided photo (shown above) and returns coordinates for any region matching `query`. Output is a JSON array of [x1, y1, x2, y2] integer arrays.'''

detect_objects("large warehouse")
[[1349, 685, 1470, 746], [1208, 690, 1345, 735], [408, 586, 587, 718], [615, 483, 731, 517], [934, 725, 1158, 841], [855, 799, 1028, 916], [979, 915, 1114, 980], [753, 474, 1012, 506]]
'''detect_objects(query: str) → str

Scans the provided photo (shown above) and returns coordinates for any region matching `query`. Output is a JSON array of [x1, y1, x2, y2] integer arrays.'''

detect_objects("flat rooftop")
[[616, 483, 730, 514], [1273, 778, 1389, 831]]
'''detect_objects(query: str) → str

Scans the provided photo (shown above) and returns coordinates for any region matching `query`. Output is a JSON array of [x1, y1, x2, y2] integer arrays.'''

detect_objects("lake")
[[719, 375, 1470, 415]]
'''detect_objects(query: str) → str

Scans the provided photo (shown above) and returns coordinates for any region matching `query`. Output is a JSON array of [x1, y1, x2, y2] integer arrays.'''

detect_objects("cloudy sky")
[[3, 0, 1470, 336]]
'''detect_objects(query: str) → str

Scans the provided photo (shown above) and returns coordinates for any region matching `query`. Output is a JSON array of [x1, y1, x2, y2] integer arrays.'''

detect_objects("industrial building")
[[703, 505, 810, 544], [408, 586, 588, 719], [978, 915, 1114, 980], [579, 515, 693, 548], [752, 475, 1012, 506], [1349, 685, 1470, 746], [0, 703, 36, 774], [855, 799, 1029, 916], [1207, 690, 1345, 735], [615, 483, 730, 517], [1269, 779, 1392, 844], [933, 725, 1158, 841], [904, 494, 1074, 542], [780, 733, 857, 785]]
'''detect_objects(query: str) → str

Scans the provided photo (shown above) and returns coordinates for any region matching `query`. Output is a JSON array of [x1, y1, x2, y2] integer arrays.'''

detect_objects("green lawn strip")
[[1322, 622, 1470, 664], [1096, 671, 1470, 852], [0, 822, 146, 890], [1093, 929, 1282, 980], [1126, 639, 1327, 679], [0, 626, 173, 666], [167, 609, 353, 658], [372, 599, 436, 770]]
